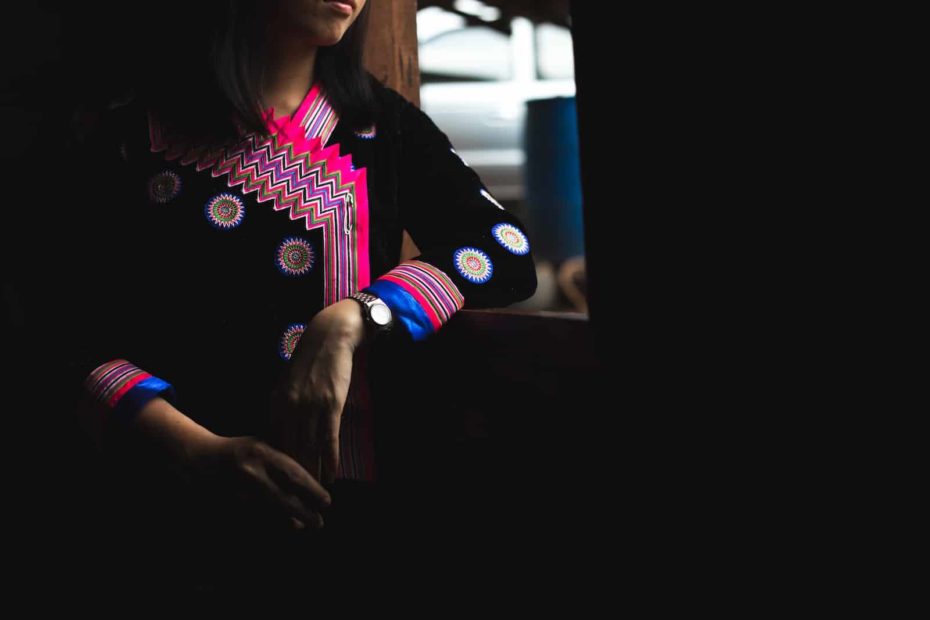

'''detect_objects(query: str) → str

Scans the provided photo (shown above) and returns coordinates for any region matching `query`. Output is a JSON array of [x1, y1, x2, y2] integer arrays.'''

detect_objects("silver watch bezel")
[[369, 300, 393, 327], [351, 292, 393, 332]]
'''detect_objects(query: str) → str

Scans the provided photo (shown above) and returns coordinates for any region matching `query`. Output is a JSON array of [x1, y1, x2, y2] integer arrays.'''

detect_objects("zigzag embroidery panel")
[[147, 111, 370, 307]]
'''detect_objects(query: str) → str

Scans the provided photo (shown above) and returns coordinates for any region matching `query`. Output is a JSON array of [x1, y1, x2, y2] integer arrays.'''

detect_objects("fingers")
[[289, 515, 325, 530], [244, 463, 326, 528], [264, 445, 332, 512], [234, 439, 332, 529]]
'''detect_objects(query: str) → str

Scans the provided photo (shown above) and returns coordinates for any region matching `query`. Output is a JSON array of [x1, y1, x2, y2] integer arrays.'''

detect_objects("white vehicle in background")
[[417, 8, 575, 205]]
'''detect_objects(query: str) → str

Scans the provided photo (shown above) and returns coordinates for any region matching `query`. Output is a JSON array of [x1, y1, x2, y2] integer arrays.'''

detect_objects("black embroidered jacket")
[[61, 72, 537, 481]]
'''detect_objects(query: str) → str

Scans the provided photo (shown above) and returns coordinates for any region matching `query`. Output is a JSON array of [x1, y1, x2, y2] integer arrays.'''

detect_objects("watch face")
[[370, 302, 392, 326]]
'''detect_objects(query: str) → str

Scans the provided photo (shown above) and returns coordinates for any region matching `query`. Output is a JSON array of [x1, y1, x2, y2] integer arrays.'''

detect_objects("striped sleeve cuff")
[[363, 259, 465, 342], [84, 359, 176, 419]]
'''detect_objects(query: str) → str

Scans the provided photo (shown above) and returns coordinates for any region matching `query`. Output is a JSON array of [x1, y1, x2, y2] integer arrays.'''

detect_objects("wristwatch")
[[348, 291, 393, 337]]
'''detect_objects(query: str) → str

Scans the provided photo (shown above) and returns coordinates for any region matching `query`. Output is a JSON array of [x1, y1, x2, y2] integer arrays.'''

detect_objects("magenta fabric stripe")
[[400, 259, 465, 308], [378, 274, 443, 330], [89, 361, 135, 400], [388, 263, 462, 322], [337, 347, 376, 482], [149, 81, 376, 481], [86, 359, 151, 409], [365, 279, 437, 339], [378, 259, 465, 329], [149, 81, 371, 306], [87, 360, 144, 405], [301, 92, 340, 149], [263, 81, 339, 151]]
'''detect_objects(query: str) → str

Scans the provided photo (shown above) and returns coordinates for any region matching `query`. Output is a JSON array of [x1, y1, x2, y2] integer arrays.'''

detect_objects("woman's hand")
[[130, 396, 331, 530], [188, 434, 333, 530], [269, 299, 366, 486]]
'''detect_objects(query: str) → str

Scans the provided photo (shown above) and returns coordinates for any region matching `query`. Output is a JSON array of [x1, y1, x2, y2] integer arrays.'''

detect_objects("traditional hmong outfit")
[[64, 71, 537, 484]]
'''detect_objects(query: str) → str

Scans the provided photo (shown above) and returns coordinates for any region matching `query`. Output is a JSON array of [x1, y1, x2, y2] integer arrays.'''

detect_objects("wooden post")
[[363, 0, 420, 107], [363, 0, 422, 260]]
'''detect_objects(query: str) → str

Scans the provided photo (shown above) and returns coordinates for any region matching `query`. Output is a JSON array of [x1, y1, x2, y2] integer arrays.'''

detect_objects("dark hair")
[[139, 0, 378, 143]]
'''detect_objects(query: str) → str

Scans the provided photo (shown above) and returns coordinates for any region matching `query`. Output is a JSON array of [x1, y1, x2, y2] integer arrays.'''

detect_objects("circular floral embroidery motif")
[[148, 170, 182, 204], [204, 193, 245, 230], [279, 323, 306, 360], [354, 124, 376, 139], [480, 187, 505, 210], [276, 237, 315, 277], [453, 247, 493, 284], [491, 223, 530, 255]]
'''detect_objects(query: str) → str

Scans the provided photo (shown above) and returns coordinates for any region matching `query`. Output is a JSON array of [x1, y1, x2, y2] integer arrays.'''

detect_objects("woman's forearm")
[[97, 396, 333, 528], [129, 396, 221, 472]]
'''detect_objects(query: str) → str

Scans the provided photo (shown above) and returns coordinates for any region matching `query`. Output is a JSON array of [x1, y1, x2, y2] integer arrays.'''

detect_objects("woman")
[[62, 0, 537, 593]]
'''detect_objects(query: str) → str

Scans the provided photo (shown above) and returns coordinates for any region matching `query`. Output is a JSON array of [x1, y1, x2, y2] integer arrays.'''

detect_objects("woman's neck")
[[261, 35, 319, 120]]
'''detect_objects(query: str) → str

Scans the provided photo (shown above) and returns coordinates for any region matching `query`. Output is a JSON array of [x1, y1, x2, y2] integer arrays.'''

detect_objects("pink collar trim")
[[262, 81, 322, 133], [259, 80, 339, 152]]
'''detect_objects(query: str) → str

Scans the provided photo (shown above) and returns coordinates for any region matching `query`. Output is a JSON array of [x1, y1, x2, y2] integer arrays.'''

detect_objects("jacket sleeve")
[[361, 88, 537, 342], [60, 104, 178, 442]]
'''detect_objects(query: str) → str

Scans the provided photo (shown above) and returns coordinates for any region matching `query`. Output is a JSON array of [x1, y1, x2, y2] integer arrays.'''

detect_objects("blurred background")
[[416, 1, 586, 315]]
